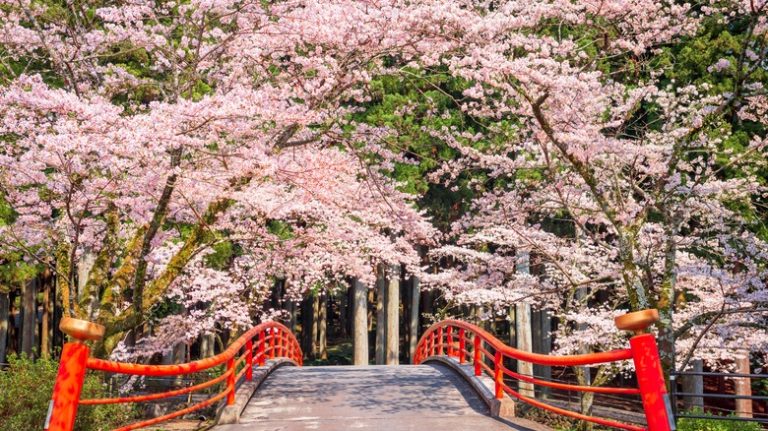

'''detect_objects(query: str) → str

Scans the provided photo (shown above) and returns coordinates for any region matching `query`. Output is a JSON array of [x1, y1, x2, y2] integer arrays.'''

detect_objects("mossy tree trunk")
[[40, 271, 52, 359], [407, 275, 420, 363], [21, 279, 36, 358], [352, 278, 369, 365], [0, 289, 9, 364], [385, 265, 400, 365], [318, 291, 328, 360], [375, 265, 386, 365]]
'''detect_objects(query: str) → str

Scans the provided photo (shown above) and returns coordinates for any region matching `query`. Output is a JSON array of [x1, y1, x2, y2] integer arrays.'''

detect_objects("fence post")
[[429, 331, 434, 356], [438, 326, 444, 355], [245, 340, 254, 381], [258, 331, 266, 366], [474, 335, 481, 376], [46, 317, 104, 431], [459, 328, 466, 364], [494, 350, 503, 399], [281, 331, 287, 357], [447, 326, 454, 357], [226, 357, 236, 405], [616, 309, 673, 431], [269, 329, 276, 359]]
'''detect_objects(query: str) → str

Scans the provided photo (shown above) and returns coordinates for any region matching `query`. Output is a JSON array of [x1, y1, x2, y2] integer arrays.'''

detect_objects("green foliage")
[[516, 405, 593, 431], [267, 219, 294, 240], [752, 376, 768, 397], [303, 340, 353, 366], [360, 68, 487, 230], [0, 355, 137, 431], [677, 412, 763, 431], [0, 195, 40, 292], [204, 240, 237, 270]]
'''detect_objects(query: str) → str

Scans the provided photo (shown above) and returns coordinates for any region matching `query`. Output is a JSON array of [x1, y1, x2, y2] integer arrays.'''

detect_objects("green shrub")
[[677, 411, 763, 431], [0, 354, 136, 431]]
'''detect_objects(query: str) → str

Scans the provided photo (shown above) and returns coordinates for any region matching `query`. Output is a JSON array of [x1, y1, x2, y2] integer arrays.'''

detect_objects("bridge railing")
[[414, 309, 673, 431], [45, 318, 302, 431]]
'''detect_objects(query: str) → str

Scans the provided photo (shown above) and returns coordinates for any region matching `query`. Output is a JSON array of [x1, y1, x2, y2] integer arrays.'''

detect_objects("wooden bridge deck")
[[214, 364, 550, 431]]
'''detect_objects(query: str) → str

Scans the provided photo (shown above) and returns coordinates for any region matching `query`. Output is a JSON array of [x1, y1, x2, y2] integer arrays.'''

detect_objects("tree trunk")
[[508, 306, 516, 349], [515, 251, 533, 397], [657, 321, 676, 377], [385, 265, 400, 365], [339, 284, 349, 338], [52, 283, 63, 353], [375, 266, 386, 365], [200, 332, 215, 358], [352, 278, 369, 366], [40, 273, 52, 359], [515, 303, 533, 396], [301, 295, 316, 359], [21, 279, 37, 358], [532, 309, 552, 397], [681, 359, 704, 411], [271, 279, 284, 309], [287, 300, 297, 333], [77, 252, 96, 300], [735, 355, 753, 418], [574, 365, 594, 431], [318, 291, 328, 360], [173, 342, 187, 385], [421, 289, 432, 316], [367, 289, 375, 332], [8, 289, 18, 354], [408, 275, 420, 363], [471, 305, 482, 326], [347, 286, 355, 336], [574, 285, 594, 430], [0, 290, 8, 365], [311, 293, 319, 358]]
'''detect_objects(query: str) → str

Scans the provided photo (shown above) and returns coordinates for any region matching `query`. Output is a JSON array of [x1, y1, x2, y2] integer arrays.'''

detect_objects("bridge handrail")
[[414, 310, 673, 431], [417, 319, 635, 366], [45, 319, 302, 431]]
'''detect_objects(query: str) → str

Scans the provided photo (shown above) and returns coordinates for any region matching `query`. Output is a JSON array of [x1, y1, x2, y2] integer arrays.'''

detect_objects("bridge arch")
[[44, 310, 671, 431]]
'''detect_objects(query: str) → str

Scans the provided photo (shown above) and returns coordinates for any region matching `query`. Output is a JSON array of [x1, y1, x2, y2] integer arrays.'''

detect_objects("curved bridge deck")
[[215, 365, 549, 431]]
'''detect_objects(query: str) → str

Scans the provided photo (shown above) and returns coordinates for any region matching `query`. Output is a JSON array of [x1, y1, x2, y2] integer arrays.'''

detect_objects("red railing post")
[[258, 330, 266, 366], [438, 326, 444, 355], [494, 350, 503, 399], [46, 317, 104, 431], [226, 357, 236, 405], [630, 333, 672, 431], [458, 328, 466, 364], [616, 309, 673, 431], [473, 334, 481, 376], [245, 339, 254, 381], [274, 329, 280, 357], [269, 329, 276, 359], [429, 331, 435, 356], [447, 326, 454, 357], [46, 342, 89, 431]]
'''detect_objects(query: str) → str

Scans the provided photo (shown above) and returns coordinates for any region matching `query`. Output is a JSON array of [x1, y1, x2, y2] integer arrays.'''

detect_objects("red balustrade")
[[45, 320, 302, 431], [414, 310, 673, 431]]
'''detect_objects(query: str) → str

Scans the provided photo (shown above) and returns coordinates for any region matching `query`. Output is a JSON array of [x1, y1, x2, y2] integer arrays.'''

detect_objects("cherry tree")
[[418, 0, 768, 378], [0, 0, 446, 355]]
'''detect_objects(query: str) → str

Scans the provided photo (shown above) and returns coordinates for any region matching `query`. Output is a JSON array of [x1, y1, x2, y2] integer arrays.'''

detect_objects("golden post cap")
[[59, 317, 105, 341], [614, 309, 659, 334]]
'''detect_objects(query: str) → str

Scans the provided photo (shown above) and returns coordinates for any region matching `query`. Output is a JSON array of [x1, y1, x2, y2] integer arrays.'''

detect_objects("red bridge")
[[44, 310, 673, 431]]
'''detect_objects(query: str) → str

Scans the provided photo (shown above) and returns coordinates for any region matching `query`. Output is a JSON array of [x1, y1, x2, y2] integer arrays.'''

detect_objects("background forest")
[[0, 0, 767, 428]]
